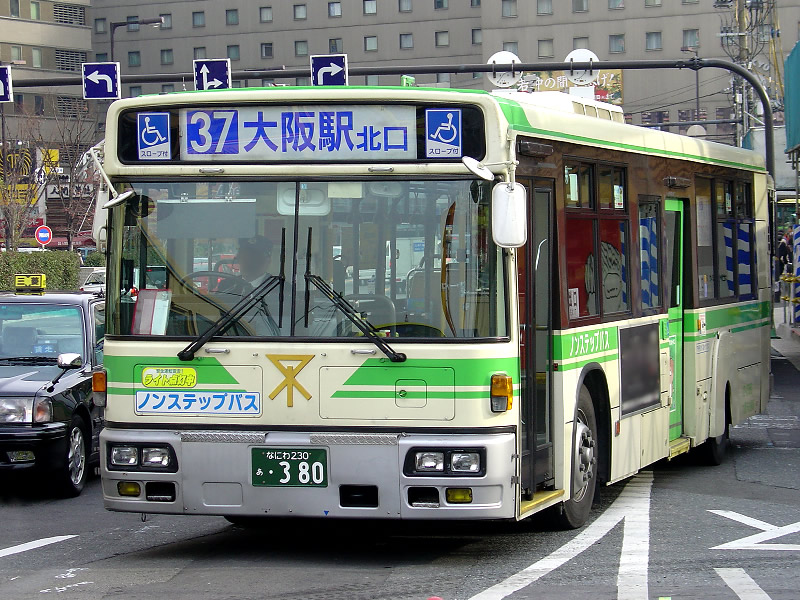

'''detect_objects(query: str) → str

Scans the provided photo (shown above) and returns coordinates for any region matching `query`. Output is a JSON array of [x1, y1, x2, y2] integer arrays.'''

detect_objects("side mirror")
[[492, 183, 527, 248], [57, 353, 83, 369]]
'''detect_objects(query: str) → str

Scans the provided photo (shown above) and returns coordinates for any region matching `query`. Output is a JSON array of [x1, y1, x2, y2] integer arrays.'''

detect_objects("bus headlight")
[[141, 447, 171, 468], [450, 452, 481, 473], [110, 446, 139, 466], [414, 451, 444, 472]]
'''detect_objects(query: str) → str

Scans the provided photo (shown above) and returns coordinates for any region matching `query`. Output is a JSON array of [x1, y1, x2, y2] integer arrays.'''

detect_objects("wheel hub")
[[572, 420, 596, 499]]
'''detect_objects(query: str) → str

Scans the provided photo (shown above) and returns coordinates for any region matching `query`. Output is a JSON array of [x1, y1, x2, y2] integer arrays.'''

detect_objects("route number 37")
[[185, 110, 239, 154]]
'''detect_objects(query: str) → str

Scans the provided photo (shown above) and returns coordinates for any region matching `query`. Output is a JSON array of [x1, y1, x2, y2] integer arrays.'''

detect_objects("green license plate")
[[251, 448, 328, 487]]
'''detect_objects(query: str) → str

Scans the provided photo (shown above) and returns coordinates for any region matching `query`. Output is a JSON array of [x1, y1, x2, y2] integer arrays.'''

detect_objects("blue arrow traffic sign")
[[193, 59, 231, 91], [0, 66, 13, 103], [310, 54, 348, 86], [82, 62, 120, 100]]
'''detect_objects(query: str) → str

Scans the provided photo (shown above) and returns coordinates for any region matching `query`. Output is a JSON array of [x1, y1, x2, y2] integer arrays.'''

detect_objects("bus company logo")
[[266, 355, 314, 407], [142, 367, 197, 389]]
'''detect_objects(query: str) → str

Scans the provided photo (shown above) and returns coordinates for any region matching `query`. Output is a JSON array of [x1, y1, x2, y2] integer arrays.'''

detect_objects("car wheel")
[[58, 415, 88, 497]]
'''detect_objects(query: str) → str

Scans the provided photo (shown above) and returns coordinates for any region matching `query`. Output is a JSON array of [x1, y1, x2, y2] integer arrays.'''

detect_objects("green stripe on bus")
[[339, 357, 519, 388], [104, 355, 239, 385], [556, 353, 618, 371], [494, 97, 766, 172], [683, 301, 770, 333], [552, 326, 619, 362]]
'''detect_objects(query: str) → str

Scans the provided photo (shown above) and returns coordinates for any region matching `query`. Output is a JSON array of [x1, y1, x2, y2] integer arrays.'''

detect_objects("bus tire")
[[556, 385, 598, 530], [700, 419, 729, 466]]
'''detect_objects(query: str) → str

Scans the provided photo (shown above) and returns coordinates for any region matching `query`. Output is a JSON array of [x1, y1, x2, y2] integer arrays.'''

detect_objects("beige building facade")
[[90, 0, 800, 145]]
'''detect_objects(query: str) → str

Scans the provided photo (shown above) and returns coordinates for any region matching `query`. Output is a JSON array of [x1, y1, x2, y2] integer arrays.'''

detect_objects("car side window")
[[93, 303, 105, 365]]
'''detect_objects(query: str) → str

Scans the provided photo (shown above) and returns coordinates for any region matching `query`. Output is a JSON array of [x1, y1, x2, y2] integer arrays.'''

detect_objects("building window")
[[645, 0, 661, 5], [435, 31, 449, 47], [683, 29, 699, 49], [13, 93, 23, 113], [503, 41, 518, 54], [609, 0, 624, 8], [30, 1, 40, 20], [260, 6, 273, 22], [160, 49, 173, 65], [162, 84, 174, 93], [53, 4, 85, 25], [295, 40, 309, 56], [226, 9, 239, 25], [227, 45, 240, 61], [434, 0, 448, 8], [437, 72, 450, 84], [194, 47, 207, 60], [573, 36, 589, 50], [34, 95, 44, 115], [294, 4, 307, 20], [537, 39, 553, 58], [399, 0, 412, 11], [10, 45, 21, 61], [609, 34, 625, 53], [192, 11, 205, 27], [682, 0, 699, 3], [259, 42, 273, 59], [296, 76, 310, 86], [94, 18, 107, 34], [329, 38, 343, 53], [537, 0, 552, 14], [129, 86, 142, 97], [10, 0, 19, 18], [31, 48, 42, 68], [471, 0, 480, 6], [646, 31, 662, 51], [126, 16, 142, 31], [573, 0, 588, 12], [160, 14, 172, 29], [400, 33, 413, 49], [364, 0, 377, 14], [502, 0, 517, 17], [232, 80, 243, 88], [54, 49, 86, 71], [96, 52, 108, 62], [329, 2, 342, 17], [472, 28, 482, 45], [364, 36, 378, 51], [128, 51, 141, 67], [262, 78, 274, 87], [365, 75, 379, 85]]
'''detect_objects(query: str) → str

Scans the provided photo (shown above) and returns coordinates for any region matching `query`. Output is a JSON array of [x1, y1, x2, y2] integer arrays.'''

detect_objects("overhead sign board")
[[193, 59, 231, 91], [0, 66, 13, 103], [310, 54, 349, 86], [82, 62, 121, 100]]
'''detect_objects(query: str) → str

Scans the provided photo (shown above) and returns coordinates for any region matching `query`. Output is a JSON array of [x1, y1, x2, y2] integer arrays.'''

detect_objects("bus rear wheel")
[[556, 386, 598, 530]]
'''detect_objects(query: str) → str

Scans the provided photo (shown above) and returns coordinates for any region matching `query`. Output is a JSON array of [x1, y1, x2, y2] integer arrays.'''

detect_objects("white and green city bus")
[[93, 86, 769, 527]]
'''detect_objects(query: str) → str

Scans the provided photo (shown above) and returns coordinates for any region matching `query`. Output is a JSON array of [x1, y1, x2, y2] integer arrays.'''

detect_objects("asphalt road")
[[1, 353, 798, 600]]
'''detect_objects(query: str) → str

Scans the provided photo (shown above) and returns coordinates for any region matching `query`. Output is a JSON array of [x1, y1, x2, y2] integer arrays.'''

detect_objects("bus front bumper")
[[100, 428, 517, 520]]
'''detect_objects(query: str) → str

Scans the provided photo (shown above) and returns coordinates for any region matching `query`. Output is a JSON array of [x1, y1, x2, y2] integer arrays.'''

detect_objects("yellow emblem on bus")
[[267, 355, 314, 407], [142, 367, 197, 388]]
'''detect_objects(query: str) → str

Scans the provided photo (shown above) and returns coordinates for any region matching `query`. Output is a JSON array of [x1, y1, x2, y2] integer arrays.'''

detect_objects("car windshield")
[[106, 179, 507, 340], [0, 304, 85, 359], [84, 272, 106, 285]]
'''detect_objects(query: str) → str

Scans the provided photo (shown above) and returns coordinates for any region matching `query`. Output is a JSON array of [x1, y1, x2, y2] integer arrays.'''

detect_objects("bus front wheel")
[[557, 386, 598, 529]]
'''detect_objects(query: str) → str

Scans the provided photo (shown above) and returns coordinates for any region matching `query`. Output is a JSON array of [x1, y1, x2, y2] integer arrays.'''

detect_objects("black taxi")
[[0, 275, 105, 496]]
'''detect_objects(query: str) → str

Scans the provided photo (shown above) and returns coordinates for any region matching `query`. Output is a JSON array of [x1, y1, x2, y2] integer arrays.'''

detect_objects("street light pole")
[[109, 17, 163, 63]]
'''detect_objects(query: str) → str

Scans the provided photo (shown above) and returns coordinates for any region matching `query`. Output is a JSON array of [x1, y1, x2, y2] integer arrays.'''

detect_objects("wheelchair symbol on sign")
[[141, 117, 167, 147], [430, 112, 458, 143]]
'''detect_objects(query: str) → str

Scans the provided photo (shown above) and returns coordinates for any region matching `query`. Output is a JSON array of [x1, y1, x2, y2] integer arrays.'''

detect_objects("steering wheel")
[[340, 294, 397, 337], [183, 270, 247, 294]]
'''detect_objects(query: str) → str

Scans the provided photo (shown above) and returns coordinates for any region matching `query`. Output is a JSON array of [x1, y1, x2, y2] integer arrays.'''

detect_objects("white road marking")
[[0, 536, 77, 559], [715, 568, 773, 600], [468, 472, 654, 600], [709, 511, 800, 551]]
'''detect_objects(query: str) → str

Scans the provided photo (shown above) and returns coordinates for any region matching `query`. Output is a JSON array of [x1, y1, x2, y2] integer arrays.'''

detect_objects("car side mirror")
[[57, 353, 83, 370], [492, 182, 527, 248]]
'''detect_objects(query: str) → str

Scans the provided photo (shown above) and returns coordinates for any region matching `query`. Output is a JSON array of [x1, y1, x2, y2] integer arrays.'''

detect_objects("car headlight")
[[33, 397, 52, 423], [0, 397, 33, 423]]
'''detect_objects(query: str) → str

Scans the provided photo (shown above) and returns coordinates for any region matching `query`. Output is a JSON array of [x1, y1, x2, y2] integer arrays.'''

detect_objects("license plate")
[[251, 448, 328, 487]]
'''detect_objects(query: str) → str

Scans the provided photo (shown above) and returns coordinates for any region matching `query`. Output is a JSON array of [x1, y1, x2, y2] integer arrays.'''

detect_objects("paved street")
[[1, 344, 798, 600]]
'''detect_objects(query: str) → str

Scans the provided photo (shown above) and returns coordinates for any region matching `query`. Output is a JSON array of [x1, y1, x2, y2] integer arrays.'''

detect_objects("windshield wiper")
[[303, 228, 405, 363], [178, 229, 287, 362], [0, 356, 59, 364]]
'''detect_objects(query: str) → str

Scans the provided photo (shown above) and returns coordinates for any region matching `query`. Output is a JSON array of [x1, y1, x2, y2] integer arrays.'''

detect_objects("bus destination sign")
[[180, 105, 416, 161]]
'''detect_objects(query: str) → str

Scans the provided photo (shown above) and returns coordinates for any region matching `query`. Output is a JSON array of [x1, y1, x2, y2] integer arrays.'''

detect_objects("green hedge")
[[84, 251, 105, 267], [0, 251, 80, 291]]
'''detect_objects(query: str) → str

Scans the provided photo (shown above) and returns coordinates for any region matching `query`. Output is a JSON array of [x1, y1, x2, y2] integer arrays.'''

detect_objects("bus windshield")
[[107, 179, 507, 340]]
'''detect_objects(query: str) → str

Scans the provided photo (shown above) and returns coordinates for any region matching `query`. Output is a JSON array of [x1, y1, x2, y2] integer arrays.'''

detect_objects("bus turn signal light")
[[92, 369, 107, 407], [490, 374, 513, 412]]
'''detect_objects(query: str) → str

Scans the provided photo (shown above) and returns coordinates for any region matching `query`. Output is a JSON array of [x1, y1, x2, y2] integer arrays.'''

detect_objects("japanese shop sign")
[[518, 69, 624, 105]]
